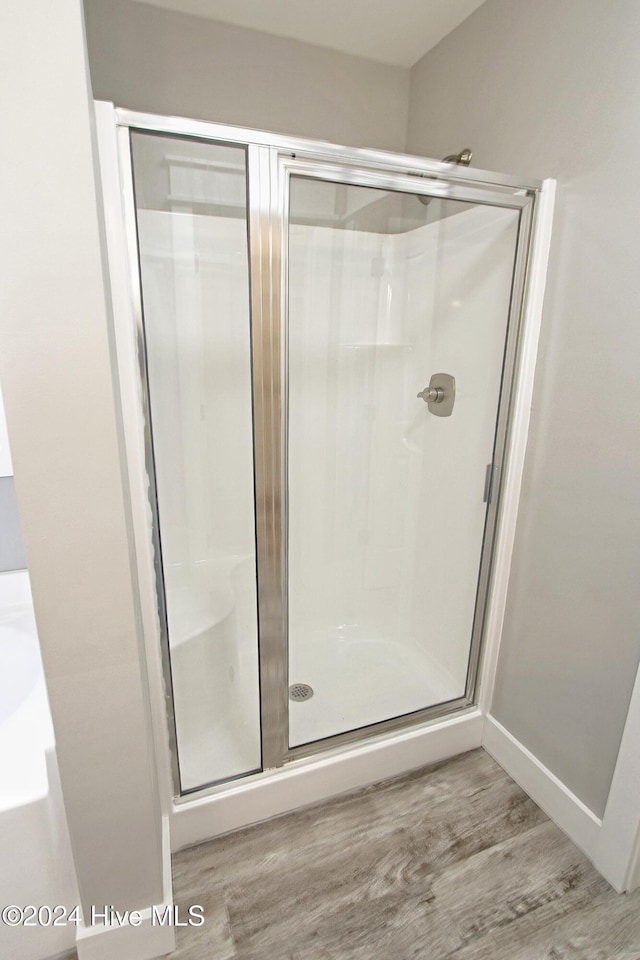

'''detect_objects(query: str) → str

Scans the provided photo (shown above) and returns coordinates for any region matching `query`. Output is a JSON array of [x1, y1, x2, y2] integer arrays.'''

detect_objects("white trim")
[[477, 179, 556, 715], [483, 716, 602, 860], [76, 817, 175, 960], [594, 661, 640, 892], [94, 100, 175, 812], [172, 710, 483, 850]]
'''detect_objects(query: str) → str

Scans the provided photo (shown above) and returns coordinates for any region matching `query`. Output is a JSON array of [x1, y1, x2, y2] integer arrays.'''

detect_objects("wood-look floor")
[[170, 749, 640, 960]]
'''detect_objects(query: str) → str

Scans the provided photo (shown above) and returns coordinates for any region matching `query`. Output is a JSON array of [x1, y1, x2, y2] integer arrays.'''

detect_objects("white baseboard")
[[483, 715, 601, 859], [75, 816, 175, 960], [172, 709, 484, 851]]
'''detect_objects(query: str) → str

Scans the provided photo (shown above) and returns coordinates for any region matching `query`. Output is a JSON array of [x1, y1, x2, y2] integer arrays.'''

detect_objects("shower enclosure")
[[98, 106, 547, 801]]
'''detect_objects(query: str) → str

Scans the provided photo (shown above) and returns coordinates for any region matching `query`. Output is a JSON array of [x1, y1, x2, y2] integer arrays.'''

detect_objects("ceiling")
[[131, 0, 487, 67]]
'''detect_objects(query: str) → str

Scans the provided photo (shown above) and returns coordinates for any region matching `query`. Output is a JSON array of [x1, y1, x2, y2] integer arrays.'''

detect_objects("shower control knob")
[[417, 385, 444, 403], [417, 373, 456, 417]]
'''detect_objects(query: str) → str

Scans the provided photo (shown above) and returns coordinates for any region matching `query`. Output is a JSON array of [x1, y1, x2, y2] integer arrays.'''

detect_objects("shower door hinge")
[[483, 463, 494, 504]]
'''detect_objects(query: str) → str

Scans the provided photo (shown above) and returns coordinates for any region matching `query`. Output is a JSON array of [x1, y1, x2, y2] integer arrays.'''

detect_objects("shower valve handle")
[[417, 385, 444, 404], [417, 373, 456, 417]]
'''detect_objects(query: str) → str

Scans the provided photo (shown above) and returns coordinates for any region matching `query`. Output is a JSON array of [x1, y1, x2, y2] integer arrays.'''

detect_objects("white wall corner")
[[76, 817, 174, 960], [483, 716, 602, 862], [477, 179, 556, 716], [627, 840, 640, 895], [94, 97, 176, 816], [593, 660, 640, 893], [1, 0, 167, 934]]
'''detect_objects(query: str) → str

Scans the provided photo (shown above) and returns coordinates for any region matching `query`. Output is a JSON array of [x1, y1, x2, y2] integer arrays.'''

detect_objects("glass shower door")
[[122, 119, 536, 782], [286, 171, 523, 748]]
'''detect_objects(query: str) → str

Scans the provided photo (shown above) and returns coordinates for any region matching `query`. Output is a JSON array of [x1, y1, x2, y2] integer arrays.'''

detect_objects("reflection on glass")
[[287, 176, 519, 746], [131, 132, 261, 791]]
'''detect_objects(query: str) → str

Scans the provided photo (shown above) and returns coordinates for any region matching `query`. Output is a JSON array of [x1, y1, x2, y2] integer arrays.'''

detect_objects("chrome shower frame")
[[106, 105, 546, 799]]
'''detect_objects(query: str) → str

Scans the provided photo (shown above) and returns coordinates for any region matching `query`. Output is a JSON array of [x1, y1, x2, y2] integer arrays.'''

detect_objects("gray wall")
[[83, 0, 409, 151], [0, 478, 26, 572], [408, 0, 640, 817], [0, 0, 165, 914]]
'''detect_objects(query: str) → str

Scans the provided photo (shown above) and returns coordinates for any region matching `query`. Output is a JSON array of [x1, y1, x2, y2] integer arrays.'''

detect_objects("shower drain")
[[289, 683, 314, 702]]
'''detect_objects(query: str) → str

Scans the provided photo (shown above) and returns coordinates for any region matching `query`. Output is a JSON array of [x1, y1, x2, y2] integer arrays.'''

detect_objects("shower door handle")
[[417, 373, 455, 417]]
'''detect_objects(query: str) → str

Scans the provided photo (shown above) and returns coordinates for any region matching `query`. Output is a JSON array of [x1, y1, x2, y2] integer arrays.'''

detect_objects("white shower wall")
[[139, 211, 257, 573], [289, 203, 519, 743], [138, 209, 261, 791], [402, 207, 519, 683]]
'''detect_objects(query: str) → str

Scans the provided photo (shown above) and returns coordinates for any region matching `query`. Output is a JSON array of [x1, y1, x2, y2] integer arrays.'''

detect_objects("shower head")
[[417, 147, 474, 205], [442, 148, 473, 166]]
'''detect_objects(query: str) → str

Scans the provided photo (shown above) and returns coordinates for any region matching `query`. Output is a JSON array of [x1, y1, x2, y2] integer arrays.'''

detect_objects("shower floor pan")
[[289, 633, 462, 747], [177, 634, 462, 792]]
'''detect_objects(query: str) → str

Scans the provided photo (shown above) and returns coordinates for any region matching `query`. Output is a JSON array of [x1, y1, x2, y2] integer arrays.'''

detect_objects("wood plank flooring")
[[171, 749, 640, 960]]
